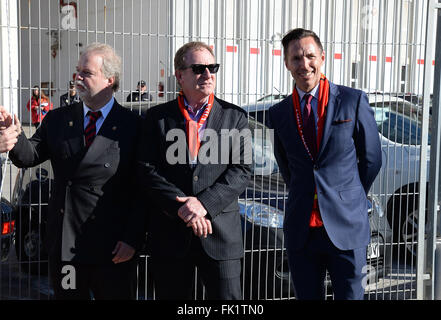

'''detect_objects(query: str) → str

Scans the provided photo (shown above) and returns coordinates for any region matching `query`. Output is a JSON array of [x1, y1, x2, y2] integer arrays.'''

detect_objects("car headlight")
[[367, 194, 384, 218], [238, 200, 284, 228]]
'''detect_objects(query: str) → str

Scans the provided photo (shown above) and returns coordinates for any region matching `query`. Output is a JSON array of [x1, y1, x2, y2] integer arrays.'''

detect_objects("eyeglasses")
[[182, 64, 220, 74]]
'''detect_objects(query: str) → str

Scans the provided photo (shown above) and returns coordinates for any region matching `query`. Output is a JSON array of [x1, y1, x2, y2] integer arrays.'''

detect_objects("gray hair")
[[82, 42, 122, 92]]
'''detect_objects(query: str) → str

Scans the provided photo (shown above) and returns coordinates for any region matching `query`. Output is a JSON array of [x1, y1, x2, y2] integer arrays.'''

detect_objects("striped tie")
[[85, 111, 101, 148]]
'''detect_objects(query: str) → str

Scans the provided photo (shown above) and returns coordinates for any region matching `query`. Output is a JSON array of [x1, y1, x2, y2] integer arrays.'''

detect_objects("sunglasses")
[[183, 64, 220, 74]]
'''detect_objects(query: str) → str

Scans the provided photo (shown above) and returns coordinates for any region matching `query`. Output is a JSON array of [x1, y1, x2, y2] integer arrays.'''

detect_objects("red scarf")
[[177, 92, 215, 162], [292, 74, 330, 227]]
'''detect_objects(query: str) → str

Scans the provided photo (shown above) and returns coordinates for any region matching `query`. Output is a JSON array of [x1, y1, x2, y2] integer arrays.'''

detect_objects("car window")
[[248, 117, 279, 175], [257, 94, 286, 102], [372, 101, 431, 145]]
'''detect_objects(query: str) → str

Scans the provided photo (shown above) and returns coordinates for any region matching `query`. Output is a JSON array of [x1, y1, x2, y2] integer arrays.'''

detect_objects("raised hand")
[[0, 106, 21, 153]]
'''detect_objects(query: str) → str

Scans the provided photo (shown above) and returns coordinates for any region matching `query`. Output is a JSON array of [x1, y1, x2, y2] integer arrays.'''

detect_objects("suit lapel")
[[51, 102, 87, 178], [318, 83, 340, 159], [65, 103, 86, 155], [203, 97, 223, 134]]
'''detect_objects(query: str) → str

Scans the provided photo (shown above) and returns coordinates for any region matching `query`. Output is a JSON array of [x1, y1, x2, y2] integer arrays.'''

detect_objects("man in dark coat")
[[126, 80, 152, 102], [0, 43, 145, 300], [138, 41, 252, 300], [60, 80, 81, 108]]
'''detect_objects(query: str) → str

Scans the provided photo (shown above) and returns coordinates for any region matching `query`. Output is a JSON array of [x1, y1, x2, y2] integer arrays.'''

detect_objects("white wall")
[[18, 0, 169, 123], [0, 0, 19, 117]]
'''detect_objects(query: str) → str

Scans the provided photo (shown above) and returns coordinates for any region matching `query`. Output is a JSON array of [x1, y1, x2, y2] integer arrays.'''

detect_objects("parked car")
[[241, 94, 287, 124], [394, 92, 433, 114], [256, 93, 288, 102], [11, 161, 51, 274], [369, 93, 434, 260], [1, 156, 15, 262], [0, 199, 14, 262]]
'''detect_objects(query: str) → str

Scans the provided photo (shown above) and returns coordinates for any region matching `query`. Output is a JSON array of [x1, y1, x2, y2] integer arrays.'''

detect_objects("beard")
[[75, 80, 90, 100]]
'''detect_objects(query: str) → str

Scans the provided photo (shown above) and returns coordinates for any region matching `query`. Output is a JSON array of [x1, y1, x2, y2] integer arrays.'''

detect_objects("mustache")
[[75, 80, 87, 89]]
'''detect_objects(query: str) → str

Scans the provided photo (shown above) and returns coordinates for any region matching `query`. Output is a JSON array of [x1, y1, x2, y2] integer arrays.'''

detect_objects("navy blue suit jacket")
[[268, 82, 382, 251]]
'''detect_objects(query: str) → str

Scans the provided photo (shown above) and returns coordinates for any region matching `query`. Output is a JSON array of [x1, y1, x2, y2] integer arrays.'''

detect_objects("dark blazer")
[[138, 96, 252, 261], [9, 100, 145, 264], [268, 83, 382, 251], [126, 91, 152, 102], [60, 92, 81, 108]]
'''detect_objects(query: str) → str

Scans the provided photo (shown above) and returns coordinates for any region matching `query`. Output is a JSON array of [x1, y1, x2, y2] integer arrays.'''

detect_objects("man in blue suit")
[[268, 28, 382, 300]]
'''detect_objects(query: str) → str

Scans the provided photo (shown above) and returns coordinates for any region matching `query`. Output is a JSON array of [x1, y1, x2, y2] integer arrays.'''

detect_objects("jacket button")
[[104, 163, 110, 168], [60, 209, 64, 214], [193, 175, 199, 182], [90, 214, 96, 220]]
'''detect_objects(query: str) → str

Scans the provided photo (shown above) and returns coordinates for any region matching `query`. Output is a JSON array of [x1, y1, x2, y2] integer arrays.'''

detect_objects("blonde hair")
[[174, 42, 215, 71]]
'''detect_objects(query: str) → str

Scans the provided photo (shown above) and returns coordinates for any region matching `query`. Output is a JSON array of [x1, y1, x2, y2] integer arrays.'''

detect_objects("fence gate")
[[0, 0, 439, 300]]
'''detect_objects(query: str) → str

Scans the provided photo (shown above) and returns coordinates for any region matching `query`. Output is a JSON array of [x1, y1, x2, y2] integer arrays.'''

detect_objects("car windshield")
[[371, 99, 431, 145]]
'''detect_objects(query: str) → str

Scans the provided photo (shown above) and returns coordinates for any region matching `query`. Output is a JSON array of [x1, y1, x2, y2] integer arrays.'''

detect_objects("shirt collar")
[[83, 96, 114, 119], [184, 96, 209, 116], [296, 83, 320, 102]]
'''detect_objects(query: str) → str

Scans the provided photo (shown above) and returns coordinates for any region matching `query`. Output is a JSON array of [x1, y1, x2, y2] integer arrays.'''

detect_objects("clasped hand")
[[0, 106, 21, 153], [112, 241, 135, 264], [176, 196, 213, 238]]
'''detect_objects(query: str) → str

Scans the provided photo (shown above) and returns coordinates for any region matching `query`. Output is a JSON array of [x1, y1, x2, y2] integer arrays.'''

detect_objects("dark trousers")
[[287, 227, 367, 300], [49, 258, 137, 300], [152, 237, 242, 300]]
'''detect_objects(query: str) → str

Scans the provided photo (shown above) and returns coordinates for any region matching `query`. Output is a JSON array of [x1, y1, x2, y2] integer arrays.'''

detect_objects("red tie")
[[302, 94, 317, 159], [85, 111, 101, 148]]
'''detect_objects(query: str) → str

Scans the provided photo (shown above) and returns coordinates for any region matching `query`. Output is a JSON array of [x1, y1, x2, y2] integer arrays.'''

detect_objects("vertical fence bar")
[[416, 0, 436, 300], [425, 0, 441, 301]]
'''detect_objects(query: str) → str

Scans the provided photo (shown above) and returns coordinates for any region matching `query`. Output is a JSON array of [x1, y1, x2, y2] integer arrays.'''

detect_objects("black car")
[[1, 156, 15, 263], [0, 199, 14, 262], [11, 162, 50, 274]]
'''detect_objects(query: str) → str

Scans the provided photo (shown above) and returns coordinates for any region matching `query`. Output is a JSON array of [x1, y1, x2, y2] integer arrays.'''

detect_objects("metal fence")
[[0, 0, 440, 300]]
